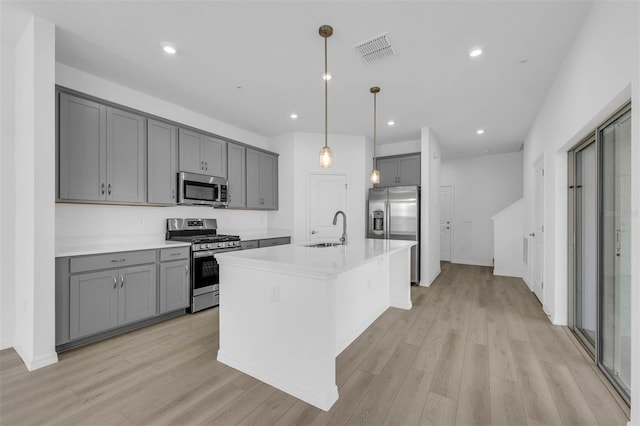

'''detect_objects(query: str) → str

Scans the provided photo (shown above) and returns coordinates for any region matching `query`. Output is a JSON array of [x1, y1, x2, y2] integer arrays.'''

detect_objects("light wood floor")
[[0, 263, 629, 425]]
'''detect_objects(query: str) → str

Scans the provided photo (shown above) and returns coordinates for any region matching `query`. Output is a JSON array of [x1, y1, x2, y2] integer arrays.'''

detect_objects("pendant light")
[[319, 25, 333, 168], [369, 87, 380, 184]]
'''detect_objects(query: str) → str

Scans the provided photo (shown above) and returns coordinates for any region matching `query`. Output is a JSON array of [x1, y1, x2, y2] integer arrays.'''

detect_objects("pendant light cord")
[[324, 36, 328, 149], [373, 91, 377, 168]]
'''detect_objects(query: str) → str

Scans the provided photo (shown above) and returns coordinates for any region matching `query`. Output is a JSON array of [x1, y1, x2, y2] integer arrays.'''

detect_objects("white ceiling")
[[2, 1, 592, 158]]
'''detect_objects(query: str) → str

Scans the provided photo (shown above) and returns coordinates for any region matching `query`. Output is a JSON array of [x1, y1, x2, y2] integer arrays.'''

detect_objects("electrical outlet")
[[270, 287, 280, 302]]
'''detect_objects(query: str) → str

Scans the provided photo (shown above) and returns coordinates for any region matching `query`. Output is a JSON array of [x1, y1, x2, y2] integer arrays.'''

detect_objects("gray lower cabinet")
[[258, 237, 291, 248], [374, 153, 420, 187], [227, 142, 246, 208], [178, 128, 227, 178], [159, 259, 190, 314], [58, 92, 146, 203], [148, 119, 177, 204], [246, 148, 278, 209], [69, 263, 156, 340]]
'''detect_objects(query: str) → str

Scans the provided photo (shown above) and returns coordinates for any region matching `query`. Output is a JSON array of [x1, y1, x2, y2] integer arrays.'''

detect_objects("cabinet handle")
[[185, 265, 189, 275], [171, 189, 175, 200], [108, 183, 112, 195], [111, 258, 126, 263], [101, 183, 106, 195], [205, 161, 208, 171], [113, 276, 117, 289], [201, 161, 204, 170], [170, 252, 181, 256], [120, 275, 124, 287]]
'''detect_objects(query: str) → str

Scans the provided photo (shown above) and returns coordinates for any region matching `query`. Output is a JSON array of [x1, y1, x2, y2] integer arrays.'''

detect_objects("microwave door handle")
[[385, 200, 390, 239]]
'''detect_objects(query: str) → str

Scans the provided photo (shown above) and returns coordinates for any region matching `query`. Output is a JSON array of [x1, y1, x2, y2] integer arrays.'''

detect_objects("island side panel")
[[334, 255, 390, 356], [216, 263, 339, 411], [389, 246, 413, 310]]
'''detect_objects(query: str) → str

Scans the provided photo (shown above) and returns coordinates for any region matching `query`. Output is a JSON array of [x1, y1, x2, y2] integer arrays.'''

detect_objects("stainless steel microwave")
[[177, 172, 228, 208]]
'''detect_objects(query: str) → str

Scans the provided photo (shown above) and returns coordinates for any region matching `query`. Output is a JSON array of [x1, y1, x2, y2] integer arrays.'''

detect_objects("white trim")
[[14, 344, 58, 371], [451, 258, 493, 267]]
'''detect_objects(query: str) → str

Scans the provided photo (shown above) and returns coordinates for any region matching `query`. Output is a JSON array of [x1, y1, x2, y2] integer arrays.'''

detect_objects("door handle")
[[311, 230, 318, 234], [446, 227, 450, 230], [529, 233, 535, 237], [120, 275, 124, 287]]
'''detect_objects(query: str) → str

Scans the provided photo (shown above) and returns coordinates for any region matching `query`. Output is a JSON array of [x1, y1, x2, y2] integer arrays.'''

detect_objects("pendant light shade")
[[370, 86, 380, 184], [319, 25, 333, 168]]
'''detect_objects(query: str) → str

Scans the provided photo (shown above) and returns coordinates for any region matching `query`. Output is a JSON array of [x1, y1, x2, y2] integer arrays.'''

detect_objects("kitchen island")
[[215, 239, 415, 411]]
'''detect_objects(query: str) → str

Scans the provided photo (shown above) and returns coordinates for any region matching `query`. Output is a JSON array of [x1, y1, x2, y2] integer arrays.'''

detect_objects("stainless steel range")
[[166, 218, 241, 312]]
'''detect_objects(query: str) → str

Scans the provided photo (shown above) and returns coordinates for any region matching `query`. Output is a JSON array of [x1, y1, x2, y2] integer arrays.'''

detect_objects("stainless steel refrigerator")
[[367, 185, 420, 283]]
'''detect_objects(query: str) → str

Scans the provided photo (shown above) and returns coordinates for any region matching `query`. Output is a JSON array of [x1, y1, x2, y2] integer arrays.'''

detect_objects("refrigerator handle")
[[385, 199, 391, 239]]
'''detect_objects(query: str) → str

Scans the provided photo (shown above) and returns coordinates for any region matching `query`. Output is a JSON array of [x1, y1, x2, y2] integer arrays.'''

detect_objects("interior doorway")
[[307, 173, 348, 242], [531, 157, 544, 303], [439, 185, 453, 262]]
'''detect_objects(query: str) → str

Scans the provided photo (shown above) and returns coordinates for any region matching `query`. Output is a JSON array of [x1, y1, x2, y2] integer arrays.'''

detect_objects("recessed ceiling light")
[[321, 72, 332, 81], [387, 120, 395, 126], [163, 45, 177, 55], [469, 48, 483, 58], [290, 113, 298, 119], [476, 129, 485, 134], [483, 149, 491, 153]]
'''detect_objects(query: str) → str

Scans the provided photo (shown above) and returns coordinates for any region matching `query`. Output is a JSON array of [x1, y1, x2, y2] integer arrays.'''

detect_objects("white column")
[[13, 16, 57, 370], [420, 127, 441, 286]]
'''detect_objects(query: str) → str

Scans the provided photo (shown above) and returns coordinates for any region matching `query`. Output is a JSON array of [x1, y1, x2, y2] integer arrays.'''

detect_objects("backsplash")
[[55, 203, 269, 247]]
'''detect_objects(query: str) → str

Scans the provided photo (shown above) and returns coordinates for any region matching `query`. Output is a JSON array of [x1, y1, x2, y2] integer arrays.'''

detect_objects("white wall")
[[520, 2, 638, 422], [420, 128, 441, 286], [441, 151, 524, 267], [376, 139, 421, 157], [491, 198, 524, 278], [0, 8, 17, 350], [12, 16, 58, 370], [269, 132, 367, 245]]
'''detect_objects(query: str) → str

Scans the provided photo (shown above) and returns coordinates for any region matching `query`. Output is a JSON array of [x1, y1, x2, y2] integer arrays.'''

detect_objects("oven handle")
[[192, 247, 243, 258]]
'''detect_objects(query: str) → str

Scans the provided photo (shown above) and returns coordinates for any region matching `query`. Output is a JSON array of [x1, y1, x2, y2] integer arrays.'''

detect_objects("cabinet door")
[[160, 260, 190, 314], [202, 136, 227, 178], [376, 158, 398, 187], [260, 153, 277, 209], [106, 107, 145, 203], [70, 270, 118, 340], [148, 119, 177, 204], [227, 143, 246, 208], [179, 128, 204, 174], [397, 155, 421, 186], [246, 148, 262, 208], [59, 93, 107, 201], [118, 264, 157, 326]]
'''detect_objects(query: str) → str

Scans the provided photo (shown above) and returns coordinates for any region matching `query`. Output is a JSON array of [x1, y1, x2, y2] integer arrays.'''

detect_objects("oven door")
[[192, 247, 242, 296]]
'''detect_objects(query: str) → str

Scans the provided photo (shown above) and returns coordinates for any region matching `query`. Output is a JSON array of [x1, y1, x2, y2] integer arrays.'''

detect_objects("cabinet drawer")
[[70, 250, 156, 273], [259, 237, 291, 248], [241, 240, 259, 250], [160, 247, 190, 261]]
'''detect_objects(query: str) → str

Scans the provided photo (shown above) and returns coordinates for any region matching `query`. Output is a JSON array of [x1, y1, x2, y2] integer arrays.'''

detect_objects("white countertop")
[[215, 238, 415, 277], [56, 240, 191, 257], [221, 229, 291, 241]]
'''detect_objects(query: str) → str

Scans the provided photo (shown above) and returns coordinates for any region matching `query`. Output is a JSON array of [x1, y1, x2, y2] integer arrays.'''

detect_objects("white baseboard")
[[420, 269, 440, 287], [451, 258, 493, 267], [493, 268, 523, 278], [13, 344, 58, 371]]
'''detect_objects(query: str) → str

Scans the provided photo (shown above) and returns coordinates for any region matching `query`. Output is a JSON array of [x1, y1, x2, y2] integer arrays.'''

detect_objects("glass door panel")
[[600, 109, 632, 399], [574, 142, 597, 346]]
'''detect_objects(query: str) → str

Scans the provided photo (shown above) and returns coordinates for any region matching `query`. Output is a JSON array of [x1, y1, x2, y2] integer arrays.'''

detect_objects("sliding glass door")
[[569, 103, 631, 404], [600, 108, 632, 398]]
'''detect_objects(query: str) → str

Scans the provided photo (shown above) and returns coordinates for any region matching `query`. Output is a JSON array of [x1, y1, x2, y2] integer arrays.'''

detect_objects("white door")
[[532, 159, 544, 302], [308, 174, 348, 242], [439, 186, 452, 261]]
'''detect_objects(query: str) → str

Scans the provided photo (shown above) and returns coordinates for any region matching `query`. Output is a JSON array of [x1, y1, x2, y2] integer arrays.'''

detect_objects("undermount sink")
[[304, 242, 342, 248]]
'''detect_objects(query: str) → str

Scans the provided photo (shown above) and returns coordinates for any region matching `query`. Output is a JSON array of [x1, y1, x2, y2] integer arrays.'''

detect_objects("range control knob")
[[206, 244, 213, 249]]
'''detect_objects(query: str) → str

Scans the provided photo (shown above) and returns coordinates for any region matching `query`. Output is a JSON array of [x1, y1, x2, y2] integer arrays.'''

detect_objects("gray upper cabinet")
[[59, 93, 106, 201], [58, 93, 146, 203], [227, 143, 246, 208], [178, 128, 227, 178], [148, 119, 177, 204], [106, 107, 146, 203], [246, 148, 278, 210], [374, 153, 421, 187]]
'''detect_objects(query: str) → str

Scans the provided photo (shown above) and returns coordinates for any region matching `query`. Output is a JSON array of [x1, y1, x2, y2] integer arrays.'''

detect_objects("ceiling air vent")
[[355, 33, 395, 63]]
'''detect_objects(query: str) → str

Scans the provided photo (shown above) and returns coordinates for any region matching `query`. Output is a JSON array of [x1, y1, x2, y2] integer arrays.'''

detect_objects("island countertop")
[[215, 238, 416, 277]]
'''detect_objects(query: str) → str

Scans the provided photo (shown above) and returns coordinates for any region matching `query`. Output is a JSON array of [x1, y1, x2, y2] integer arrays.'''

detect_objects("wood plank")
[[382, 368, 432, 426], [310, 369, 375, 426], [207, 381, 276, 425], [419, 392, 457, 426], [488, 320, 516, 381], [429, 328, 467, 400], [455, 342, 490, 425], [490, 376, 527, 426], [272, 400, 321, 426]]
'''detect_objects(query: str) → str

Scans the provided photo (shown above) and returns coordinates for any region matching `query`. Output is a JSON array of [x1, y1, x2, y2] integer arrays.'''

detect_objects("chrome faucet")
[[332, 210, 347, 245]]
